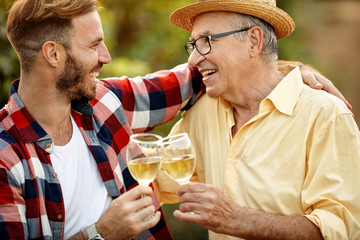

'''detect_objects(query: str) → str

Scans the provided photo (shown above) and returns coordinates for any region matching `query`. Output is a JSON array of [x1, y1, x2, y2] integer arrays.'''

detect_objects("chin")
[[83, 88, 97, 100], [68, 84, 97, 101], [206, 88, 220, 98], [82, 79, 97, 97]]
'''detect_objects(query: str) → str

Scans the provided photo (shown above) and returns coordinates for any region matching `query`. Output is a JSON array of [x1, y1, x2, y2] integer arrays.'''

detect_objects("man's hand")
[[174, 183, 323, 239], [173, 183, 239, 235], [299, 65, 352, 110], [96, 185, 161, 240]]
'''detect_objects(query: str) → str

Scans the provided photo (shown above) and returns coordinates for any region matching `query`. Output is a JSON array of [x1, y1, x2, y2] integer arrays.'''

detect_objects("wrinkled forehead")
[[190, 12, 236, 38]]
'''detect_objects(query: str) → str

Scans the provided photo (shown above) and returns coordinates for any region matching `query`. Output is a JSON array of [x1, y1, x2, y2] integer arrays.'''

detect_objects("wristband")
[[86, 223, 105, 240]]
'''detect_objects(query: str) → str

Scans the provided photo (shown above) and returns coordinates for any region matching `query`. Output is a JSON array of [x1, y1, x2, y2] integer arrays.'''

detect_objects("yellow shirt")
[[155, 67, 360, 239]]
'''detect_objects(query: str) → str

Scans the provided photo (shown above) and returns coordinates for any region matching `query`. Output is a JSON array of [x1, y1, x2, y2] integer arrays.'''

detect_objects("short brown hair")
[[7, 0, 101, 73]]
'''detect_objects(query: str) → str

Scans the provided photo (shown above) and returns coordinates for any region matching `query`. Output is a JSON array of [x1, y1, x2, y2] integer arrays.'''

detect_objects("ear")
[[41, 41, 65, 67], [247, 26, 263, 58]]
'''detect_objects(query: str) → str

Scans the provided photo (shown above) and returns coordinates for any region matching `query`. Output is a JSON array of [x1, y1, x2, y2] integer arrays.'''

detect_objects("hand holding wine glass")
[[161, 133, 196, 185], [126, 133, 163, 221]]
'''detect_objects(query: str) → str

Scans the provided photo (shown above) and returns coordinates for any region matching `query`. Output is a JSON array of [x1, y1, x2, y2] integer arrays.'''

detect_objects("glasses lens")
[[195, 37, 211, 55], [185, 43, 195, 56]]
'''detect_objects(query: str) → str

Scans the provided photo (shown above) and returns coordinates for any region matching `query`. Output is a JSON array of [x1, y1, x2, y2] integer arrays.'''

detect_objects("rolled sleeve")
[[303, 113, 360, 239], [306, 209, 351, 239]]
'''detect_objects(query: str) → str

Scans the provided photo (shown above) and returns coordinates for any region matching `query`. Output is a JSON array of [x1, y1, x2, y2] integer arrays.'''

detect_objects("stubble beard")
[[56, 52, 97, 101]]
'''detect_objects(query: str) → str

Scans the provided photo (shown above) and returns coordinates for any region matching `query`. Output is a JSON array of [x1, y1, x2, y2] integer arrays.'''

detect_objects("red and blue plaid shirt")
[[0, 64, 202, 239]]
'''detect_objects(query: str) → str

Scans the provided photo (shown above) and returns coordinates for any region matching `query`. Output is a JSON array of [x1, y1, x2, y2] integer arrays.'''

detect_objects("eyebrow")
[[90, 37, 104, 45], [189, 31, 212, 41]]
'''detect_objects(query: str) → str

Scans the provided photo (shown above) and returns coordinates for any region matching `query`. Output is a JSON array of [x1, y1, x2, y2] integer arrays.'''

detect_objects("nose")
[[187, 49, 205, 67], [98, 42, 112, 64]]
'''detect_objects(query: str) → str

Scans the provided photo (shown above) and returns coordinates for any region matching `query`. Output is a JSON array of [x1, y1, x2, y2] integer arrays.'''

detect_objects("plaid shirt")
[[0, 64, 202, 239]]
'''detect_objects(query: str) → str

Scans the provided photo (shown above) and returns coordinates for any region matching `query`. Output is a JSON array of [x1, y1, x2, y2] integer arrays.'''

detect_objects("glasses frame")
[[185, 27, 251, 56]]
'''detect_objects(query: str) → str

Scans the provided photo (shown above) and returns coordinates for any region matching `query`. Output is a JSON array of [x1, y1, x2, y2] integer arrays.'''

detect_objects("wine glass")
[[126, 133, 163, 220], [126, 133, 163, 187], [161, 133, 196, 185]]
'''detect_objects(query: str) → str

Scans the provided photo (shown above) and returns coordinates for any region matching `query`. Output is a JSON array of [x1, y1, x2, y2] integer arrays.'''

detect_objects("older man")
[[155, 0, 360, 239]]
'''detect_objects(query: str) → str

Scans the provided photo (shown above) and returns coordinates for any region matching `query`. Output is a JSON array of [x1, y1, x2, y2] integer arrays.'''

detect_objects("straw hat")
[[170, 0, 295, 39]]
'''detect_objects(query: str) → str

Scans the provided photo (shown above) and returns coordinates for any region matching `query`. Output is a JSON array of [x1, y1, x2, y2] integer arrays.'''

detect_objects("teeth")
[[202, 70, 217, 77], [89, 72, 99, 79]]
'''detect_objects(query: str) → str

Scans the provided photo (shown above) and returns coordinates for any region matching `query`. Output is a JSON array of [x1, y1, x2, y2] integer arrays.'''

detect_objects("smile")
[[89, 71, 99, 80], [201, 69, 217, 78]]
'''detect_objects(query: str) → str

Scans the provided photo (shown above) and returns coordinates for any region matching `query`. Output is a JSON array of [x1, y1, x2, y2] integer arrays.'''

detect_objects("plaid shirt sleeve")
[[0, 127, 27, 239], [100, 63, 203, 132]]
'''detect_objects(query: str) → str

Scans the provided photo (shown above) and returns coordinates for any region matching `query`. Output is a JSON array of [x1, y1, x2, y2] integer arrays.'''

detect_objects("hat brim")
[[170, 0, 295, 39]]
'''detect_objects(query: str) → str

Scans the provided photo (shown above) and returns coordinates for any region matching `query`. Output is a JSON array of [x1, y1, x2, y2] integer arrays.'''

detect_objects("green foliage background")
[[0, 1, 359, 239]]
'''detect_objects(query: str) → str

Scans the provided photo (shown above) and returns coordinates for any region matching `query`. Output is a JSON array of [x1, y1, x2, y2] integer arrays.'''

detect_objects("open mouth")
[[201, 69, 217, 79], [89, 71, 99, 80]]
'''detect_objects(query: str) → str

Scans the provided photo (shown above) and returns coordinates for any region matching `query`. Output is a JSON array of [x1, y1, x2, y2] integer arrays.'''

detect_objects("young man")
[[1, 0, 193, 239]]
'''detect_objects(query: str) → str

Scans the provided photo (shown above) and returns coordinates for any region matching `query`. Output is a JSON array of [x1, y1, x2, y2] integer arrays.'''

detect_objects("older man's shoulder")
[[299, 84, 351, 116]]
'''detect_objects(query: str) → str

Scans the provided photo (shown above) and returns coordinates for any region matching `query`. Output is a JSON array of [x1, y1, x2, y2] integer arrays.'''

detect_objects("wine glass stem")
[[139, 182, 155, 221]]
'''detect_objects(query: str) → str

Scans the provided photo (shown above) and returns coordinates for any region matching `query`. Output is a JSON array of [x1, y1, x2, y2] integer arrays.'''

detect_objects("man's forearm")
[[229, 207, 324, 240]]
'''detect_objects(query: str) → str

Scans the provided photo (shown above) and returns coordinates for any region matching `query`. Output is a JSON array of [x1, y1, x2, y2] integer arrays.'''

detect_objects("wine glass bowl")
[[161, 133, 196, 185], [126, 133, 163, 187]]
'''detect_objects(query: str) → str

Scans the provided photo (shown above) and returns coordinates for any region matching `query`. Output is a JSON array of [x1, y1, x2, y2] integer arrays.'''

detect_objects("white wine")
[[163, 154, 195, 184], [128, 156, 163, 186]]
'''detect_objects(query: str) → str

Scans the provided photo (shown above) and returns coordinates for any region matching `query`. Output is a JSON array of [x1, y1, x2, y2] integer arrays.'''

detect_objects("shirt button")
[[46, 143, 52, 149], [232, 160, 237, 165], [56, 214, 63, 221], [53, 172, 58, 178]]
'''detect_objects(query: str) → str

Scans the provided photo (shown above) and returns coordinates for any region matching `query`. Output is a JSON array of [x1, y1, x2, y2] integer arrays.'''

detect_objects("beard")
[[56, 52, 98, 101]]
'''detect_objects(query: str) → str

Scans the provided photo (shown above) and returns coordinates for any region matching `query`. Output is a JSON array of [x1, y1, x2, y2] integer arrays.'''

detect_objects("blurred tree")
[[0, 0, 19, 107], [277, 0, 311, 63], [100, 0, 191, 78]]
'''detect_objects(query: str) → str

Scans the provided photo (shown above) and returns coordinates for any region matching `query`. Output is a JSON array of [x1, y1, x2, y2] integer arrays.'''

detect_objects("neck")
[[228, 61, 284, 135], [18, 73, 73, 146]]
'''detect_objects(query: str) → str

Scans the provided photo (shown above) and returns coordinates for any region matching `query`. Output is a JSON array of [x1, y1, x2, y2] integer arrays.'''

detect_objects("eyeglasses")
[[185, 27, 251, 56]]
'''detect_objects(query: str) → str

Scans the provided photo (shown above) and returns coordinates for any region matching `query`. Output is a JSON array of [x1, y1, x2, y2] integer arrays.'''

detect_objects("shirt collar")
[[265, 66, 303, 116], [220, 66, 303, 117], [6, 79, 94, 144]]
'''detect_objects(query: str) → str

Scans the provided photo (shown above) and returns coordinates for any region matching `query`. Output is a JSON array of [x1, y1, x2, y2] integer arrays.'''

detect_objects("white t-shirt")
[[50, 117, 112, 239]]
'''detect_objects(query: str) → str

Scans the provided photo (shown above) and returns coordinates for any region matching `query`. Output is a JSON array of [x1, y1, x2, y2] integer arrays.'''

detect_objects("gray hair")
[[232, 13, 278, 63]]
